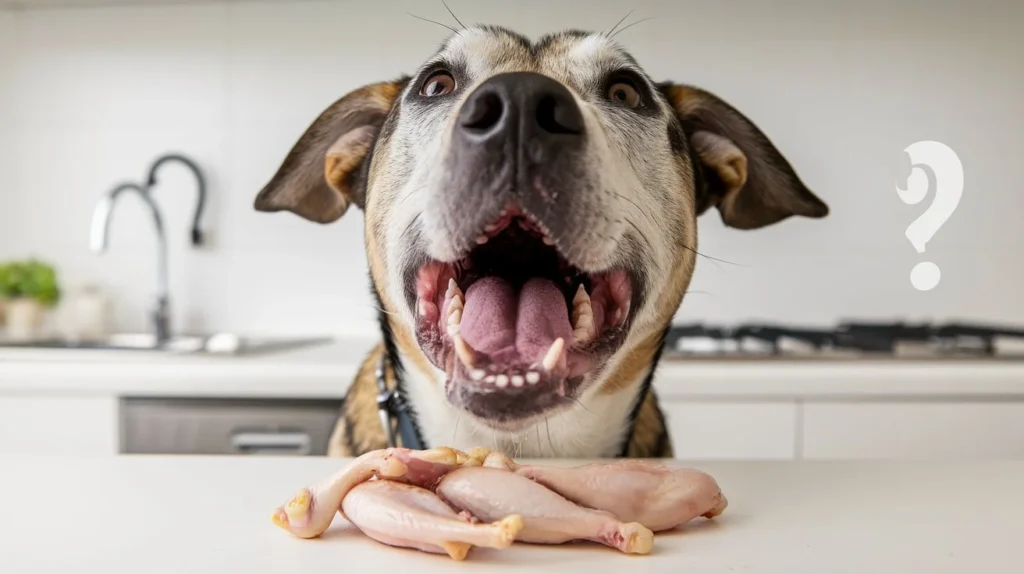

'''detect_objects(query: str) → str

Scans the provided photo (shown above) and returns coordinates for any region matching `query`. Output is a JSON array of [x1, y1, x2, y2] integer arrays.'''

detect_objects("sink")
[[0, 333, 334, 356]]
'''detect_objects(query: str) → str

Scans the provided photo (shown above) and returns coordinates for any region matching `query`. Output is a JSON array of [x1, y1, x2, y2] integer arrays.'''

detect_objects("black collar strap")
[[375, 351, 426, 450]]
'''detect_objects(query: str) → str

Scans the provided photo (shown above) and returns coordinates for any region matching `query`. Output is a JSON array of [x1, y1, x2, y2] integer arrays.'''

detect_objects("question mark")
[[895, 140, 963, 291]]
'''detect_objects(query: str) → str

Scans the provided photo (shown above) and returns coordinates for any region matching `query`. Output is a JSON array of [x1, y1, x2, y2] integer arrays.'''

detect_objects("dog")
[[254, 25, 828, 459]]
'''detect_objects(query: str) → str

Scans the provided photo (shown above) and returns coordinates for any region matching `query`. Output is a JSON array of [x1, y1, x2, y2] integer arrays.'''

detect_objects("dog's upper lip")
[[469, 203, 557, 253]]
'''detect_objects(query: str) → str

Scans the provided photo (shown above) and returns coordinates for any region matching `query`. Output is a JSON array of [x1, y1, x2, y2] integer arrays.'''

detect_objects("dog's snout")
[[457, 72, 584, 142]]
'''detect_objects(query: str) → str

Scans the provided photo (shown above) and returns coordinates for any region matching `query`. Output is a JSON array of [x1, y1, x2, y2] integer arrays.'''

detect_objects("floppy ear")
[[254, 78, 408, 224], [659, 83, 829, 230]]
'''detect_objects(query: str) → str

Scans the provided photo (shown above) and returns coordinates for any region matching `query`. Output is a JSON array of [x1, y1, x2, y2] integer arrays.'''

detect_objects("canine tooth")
[[446, 323, 460, 337], [447, 308, 462, 326], [446, 278, 463, 299], [571, 285, 595, 343], [495, 375, 509, 388], [541, 338, 565, 372], [526, 371, 540, 384], [453, 335, 474, 368], [542, 236, 555, 246], [448, 293, 464, 314], [572, 284, 590, 307], [511, 375, 524, 387], [470, 369, 486, 381], [475, 235, 489, 245], [485, 375, 496, 383]]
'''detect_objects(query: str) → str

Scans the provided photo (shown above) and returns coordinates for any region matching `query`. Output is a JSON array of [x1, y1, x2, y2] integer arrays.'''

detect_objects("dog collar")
[[375, 352, 426, 450]]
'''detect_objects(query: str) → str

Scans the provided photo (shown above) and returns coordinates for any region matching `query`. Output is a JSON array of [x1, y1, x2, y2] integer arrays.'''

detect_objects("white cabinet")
[[0, 396, 118, 455], [662, 401, 798, 460], [802, 402, 1024, 460]]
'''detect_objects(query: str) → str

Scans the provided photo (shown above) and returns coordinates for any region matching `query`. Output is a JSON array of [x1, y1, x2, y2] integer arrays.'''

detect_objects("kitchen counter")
[[1, 455, 1021, 573], [4, 335, 1024, 399]]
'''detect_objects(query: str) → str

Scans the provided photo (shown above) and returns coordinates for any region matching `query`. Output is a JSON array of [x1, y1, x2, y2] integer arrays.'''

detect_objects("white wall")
[[0, 0, 1021, 338]]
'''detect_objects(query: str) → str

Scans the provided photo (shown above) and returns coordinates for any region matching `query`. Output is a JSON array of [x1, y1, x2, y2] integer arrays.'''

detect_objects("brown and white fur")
[[254, 26, 828, 459]]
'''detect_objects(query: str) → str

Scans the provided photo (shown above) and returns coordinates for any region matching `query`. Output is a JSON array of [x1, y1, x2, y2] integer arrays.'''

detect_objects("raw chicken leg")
[[487, 453, 728, 532], [342, 480, 524, 561], [436, 466, 654, 555], [271, 446, 471, 538]]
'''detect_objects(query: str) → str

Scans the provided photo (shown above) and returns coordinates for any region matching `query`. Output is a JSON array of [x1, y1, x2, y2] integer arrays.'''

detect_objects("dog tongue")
[[460, 277, 573, 366]]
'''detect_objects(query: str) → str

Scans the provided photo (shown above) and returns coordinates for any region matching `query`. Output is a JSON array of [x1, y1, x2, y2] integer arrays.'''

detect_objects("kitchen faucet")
[[145, 153, 207, 247], [88, 153, 207, 345], [89, 182, 172, 344]]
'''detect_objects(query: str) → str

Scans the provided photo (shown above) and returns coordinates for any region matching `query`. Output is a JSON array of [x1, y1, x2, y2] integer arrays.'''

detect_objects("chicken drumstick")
[[342, 480, 524, 561], [271, 446, 475, 538], [436, 466, 654, 554], [484, 452, 727, 532]]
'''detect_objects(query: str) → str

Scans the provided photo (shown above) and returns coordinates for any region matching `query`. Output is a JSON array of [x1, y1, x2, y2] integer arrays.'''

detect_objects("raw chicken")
[[271, 446, 478, 538], [436, 466, 654, 554], [341, 480, 524, 561], [485, 453, 728, 532]]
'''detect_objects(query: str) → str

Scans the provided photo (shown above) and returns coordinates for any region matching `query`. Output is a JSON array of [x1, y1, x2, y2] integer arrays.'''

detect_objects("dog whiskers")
[[604, 9, 634, 37], [623, 216, 656, 259], [452, 414, 462, 442], [407, 12, 459, 34], [441, 0, 467, 30], [679, 243, 745, 269], [544, 418, 555, 455], [611, 190, 654, 221], [611, 16, 656, 39], [362, 304, 398, 317], [568, 397, 597, 417]]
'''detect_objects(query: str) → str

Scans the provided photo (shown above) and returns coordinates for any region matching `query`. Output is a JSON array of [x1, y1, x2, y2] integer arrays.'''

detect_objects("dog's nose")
[[457, 72, 584, 144]]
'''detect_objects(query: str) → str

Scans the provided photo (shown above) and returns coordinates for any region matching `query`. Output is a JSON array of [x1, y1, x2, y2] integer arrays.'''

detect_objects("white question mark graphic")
[[895, 140, 963, 291]]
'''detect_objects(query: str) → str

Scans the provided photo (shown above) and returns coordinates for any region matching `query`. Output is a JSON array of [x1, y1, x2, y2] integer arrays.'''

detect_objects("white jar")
[[65, 285, 112, 342]]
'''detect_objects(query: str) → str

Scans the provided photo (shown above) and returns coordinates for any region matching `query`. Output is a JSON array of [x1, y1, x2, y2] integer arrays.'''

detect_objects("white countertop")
[[4, 336, 1024, 399], [2, 455, 1021, 573]]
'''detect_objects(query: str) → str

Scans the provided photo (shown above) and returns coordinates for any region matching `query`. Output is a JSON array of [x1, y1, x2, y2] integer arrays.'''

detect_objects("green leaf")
[[0, 259, 61, 306]]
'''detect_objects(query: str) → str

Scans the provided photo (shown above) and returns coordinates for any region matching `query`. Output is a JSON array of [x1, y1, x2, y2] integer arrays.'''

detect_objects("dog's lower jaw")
[[398, 357, 641, 458]]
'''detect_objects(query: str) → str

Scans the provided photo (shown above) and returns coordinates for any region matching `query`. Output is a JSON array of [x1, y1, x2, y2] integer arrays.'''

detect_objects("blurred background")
[[1, 0, 1022, 460]]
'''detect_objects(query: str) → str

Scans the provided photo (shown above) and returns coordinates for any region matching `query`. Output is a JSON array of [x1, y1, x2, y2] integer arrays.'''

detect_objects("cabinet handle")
[[230, 432, 311, 455]]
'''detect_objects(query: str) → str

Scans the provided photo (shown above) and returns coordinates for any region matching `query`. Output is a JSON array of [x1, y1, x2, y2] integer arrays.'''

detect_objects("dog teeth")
[[470, 369, 486, 381], [485, 375, 495, 383], [446, 308, 462, 336], [541, 338, 565, 372], [453, 335, 475, 369], [571, 284, 595, 343], [475, 235, 489, 245], [446, 278, 463, 299], [445, 282, 464, 336], [511, 375, 524, 387], [494, 374, 509, 388], [542, 236, 555, 246], [526, 371, 540, 384]]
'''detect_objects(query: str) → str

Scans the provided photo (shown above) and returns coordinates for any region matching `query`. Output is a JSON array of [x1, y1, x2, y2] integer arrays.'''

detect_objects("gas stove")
[[660, 321, 1024, 361]]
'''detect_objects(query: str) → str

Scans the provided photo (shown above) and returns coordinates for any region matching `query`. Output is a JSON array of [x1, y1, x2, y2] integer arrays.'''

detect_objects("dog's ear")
[[659, 83, 829, 229], [254, 78, 407, 224]]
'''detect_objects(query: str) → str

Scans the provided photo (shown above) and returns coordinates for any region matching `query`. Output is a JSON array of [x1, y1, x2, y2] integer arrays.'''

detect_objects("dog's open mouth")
[[413, 205, 634, 427]]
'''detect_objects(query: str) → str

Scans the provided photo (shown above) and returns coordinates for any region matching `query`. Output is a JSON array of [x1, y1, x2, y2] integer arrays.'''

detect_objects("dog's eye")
[[421, 71, 456, 97], [607, 80, 641, 108]]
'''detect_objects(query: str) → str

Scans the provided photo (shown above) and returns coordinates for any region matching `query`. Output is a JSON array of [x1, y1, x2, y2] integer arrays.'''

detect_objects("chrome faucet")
[[89, 153, 207, 345], [89, 182, 172, 343]]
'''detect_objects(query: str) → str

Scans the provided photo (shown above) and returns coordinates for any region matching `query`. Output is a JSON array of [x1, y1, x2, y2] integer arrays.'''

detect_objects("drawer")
[[660, 401, 798, 460], [802, 402, 1024, 459], [121, 397, 343, 456]]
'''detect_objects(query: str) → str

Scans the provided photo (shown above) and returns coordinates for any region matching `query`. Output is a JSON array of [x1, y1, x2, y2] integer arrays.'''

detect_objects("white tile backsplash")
[[0, 0, 1022, 338]]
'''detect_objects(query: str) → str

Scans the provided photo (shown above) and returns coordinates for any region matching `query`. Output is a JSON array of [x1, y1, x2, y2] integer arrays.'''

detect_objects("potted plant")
[[0, 259, 61, 340]]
